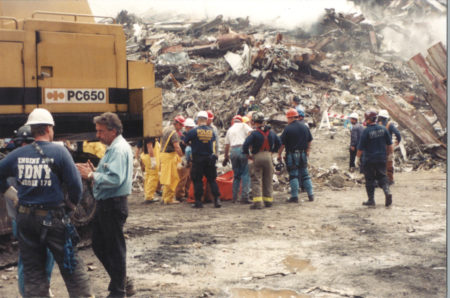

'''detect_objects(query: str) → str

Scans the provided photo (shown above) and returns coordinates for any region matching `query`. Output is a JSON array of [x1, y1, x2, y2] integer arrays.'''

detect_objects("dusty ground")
[[0, 128, 446, 298]]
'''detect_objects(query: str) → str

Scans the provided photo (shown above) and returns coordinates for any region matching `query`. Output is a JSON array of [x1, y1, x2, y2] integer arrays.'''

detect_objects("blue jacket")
[[0, 141, 82, 207], [184, 125, 217, 157], [93, 135, 133, 200], [350, 123, 364, 147], [358, 124, 392, 163], [379, 118, 401, 143], [243, 126, 281, 155]]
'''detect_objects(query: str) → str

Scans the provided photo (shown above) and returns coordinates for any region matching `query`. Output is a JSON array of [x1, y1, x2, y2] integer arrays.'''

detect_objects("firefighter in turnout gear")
[[356, 110, 393, 207], [278, 108, 314, 203], [242, 112, 281, 209]]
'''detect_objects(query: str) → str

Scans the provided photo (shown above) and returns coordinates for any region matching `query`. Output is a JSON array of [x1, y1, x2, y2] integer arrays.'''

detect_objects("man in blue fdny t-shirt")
[[184, 111, 221, 209], [0, 108, 91, 297], [356, 110, 393, 207]]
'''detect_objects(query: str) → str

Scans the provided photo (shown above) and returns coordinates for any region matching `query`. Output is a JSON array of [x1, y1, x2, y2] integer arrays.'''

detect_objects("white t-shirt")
[[225, 122, 253, 146]]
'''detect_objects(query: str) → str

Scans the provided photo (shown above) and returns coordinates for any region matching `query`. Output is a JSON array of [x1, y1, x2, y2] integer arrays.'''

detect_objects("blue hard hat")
[[296, 107, 305, 117]]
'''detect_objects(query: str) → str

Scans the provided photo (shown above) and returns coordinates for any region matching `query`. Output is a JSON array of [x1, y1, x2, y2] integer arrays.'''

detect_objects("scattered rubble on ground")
[[122, 0, 446, 188]]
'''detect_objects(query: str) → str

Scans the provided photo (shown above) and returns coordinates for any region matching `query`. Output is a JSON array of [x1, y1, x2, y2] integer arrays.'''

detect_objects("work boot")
[[385, 194, 392, 207], [126, 277, 136, 296], [362, 200, 375, 207], [232, 196, 238, 203], [250, 201, 263, 209], [287, 197, 298, 203], [241, 197, 251, 204], [264, 201, 272, 208], [308, 195, 314, 202], [214, 197, 222, 208], [192, 202, 203, 208]]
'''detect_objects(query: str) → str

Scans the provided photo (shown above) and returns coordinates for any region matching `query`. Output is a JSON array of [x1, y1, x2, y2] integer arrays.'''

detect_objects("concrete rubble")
[[121, 0, 446, 187]]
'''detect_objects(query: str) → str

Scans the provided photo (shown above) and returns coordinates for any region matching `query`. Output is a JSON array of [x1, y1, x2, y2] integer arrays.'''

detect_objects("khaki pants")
[[251, 151, 273, 203], [176, 166, 191, 199]]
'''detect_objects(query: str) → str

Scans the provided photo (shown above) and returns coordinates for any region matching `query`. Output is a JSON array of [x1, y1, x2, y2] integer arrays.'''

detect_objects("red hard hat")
[[233, 115, 243, 122], [364, 110, 377, 121], [207, 110, 214, 120], [174, 115, 185, 125], [286, 108, 298, 118]]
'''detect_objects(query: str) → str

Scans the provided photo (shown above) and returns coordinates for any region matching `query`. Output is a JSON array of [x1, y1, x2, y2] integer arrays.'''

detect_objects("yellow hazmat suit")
[[83, 141, 106, 158], [159, 131, 181, 204], [140, 141, 161, 202]]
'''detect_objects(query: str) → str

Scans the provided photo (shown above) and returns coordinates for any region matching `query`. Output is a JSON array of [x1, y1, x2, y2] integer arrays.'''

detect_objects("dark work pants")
[[363, 162, 390, 202], [349, 148, 357, 168], [17, 210, 91, 297], [191, 155, 220, 204], [92, 196, 128, 297]]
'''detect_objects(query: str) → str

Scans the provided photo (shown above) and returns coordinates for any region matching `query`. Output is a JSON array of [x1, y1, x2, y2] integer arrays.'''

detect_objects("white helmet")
[[378, 109, 389, 118], [25, 108, 55, 126], [184, 118, 196, 127], [248, 96, 255, 102], [349, 112, 359, 120], [197, 111, 208, 119]]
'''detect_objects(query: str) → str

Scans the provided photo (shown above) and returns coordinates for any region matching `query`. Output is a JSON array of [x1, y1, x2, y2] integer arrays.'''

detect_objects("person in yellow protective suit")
[[160, 116, 184, 204], [140, 137, 161, 203], [83, 140, 106, 158]]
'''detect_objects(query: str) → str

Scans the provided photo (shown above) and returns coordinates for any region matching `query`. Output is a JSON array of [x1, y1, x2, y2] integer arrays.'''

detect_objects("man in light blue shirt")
[[77, 112, 133, 297]]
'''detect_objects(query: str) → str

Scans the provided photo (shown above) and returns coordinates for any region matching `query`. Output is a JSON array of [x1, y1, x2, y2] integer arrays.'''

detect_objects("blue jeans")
[[230, 147, 250, 200], [286, 151, 313, 198]]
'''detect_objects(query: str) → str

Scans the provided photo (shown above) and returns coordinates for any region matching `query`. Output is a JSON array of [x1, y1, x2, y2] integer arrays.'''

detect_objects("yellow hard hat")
[[242, 116, 250, 123]]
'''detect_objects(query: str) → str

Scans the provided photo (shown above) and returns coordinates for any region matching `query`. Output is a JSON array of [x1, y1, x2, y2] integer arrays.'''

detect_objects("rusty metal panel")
[[408, 53, 446, 105], [427, 42, 446, 78], [376, 94, 446, 159]]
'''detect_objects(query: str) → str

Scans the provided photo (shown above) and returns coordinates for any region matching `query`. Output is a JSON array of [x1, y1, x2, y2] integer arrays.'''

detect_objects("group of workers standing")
[[136, 95, 315, 211], [0, 94, 401, 296]]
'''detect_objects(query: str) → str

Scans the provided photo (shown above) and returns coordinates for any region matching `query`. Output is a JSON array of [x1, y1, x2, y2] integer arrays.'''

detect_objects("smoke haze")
[[89, 0, 446, 59]]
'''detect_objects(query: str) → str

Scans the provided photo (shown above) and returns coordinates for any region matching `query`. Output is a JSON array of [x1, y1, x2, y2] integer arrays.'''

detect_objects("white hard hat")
[[184, 118, 196, 127], [25, 108, 55, 126], [248, 96, 255, 102], [197, 111, 208, 119], [378, 109, 389, 118], [349, 112, 359, 120]]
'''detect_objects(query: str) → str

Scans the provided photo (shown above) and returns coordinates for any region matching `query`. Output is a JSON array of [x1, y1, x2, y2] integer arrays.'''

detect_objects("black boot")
[[308, 195, 314, 202], [287, 197, 298, 203], [192, 199, 203, 208], [264, 201, 272, 208], [214, 197, 221, 208], [241, 197, 251, 204], [385, 194, 392, 207], [363, 199, 375, 207]]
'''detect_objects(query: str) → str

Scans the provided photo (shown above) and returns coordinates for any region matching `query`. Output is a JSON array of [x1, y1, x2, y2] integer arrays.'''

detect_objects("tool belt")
[[18, 204, 64, 217]]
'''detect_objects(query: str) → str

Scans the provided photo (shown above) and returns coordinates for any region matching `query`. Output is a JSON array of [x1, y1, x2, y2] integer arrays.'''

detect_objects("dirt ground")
[[0, 128, 446, 298]]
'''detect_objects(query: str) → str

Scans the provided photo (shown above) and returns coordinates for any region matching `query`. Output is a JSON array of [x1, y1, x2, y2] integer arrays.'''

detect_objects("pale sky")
[[88, 0, 359, 29]]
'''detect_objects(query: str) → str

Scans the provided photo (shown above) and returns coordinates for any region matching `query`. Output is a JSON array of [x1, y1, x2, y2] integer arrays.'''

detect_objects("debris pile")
[[121, 1, 446, 187]]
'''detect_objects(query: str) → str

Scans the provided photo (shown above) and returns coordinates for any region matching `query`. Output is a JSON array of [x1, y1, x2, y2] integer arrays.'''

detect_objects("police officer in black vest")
[[184, 111, 221, 208], [356, 110, 393, 207]]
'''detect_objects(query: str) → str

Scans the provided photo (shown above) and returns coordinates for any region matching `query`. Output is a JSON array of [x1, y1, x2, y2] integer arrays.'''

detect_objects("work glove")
[[355, 156, 361, 168], [150, 157, 157, 169], [181, 157, 188, 167], [222, 157, 229, 167]]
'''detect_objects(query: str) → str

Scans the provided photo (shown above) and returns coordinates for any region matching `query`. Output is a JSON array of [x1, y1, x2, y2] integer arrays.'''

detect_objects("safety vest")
[[257, 128, 270, 152]]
